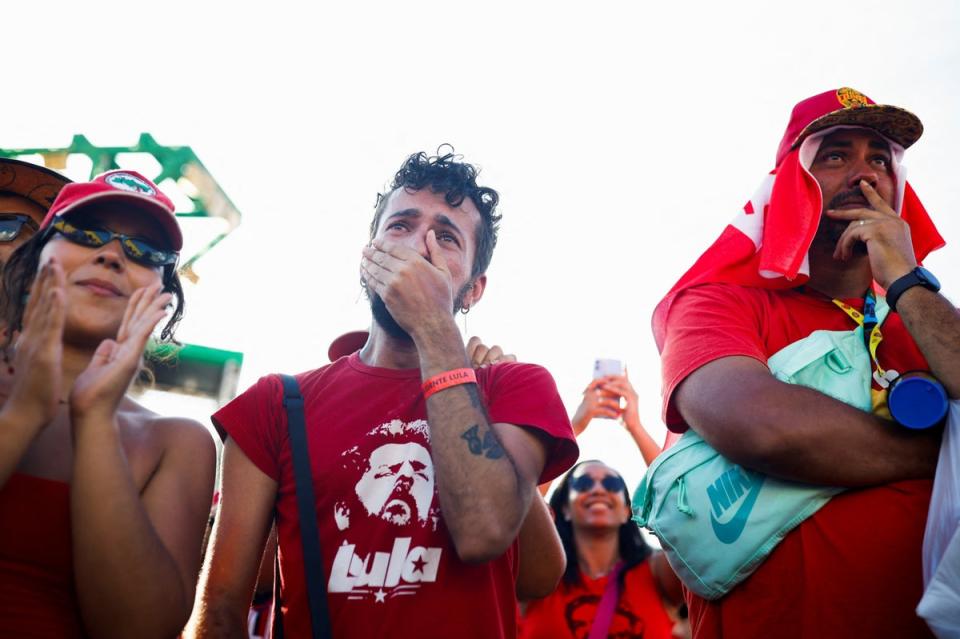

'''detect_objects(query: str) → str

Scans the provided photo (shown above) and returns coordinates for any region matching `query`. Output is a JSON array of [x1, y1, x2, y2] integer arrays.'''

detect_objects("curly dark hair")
[[549, 460, 653, 588], [0, 224, 184, 345], [370, 147, 502, 278]]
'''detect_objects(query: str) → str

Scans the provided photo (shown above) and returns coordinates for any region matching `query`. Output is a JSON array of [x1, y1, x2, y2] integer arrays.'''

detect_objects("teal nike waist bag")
[[632, 300, 889, 600]]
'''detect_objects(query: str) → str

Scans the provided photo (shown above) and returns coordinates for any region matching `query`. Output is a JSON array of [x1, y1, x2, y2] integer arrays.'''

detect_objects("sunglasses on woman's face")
[[52, 217, 178, 267], [0, 214, 40, 242], [571, 473, 626, 494]]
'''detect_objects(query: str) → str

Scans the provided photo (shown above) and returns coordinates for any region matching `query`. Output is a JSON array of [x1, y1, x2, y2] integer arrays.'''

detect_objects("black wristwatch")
[[885, 266, 941, 311]]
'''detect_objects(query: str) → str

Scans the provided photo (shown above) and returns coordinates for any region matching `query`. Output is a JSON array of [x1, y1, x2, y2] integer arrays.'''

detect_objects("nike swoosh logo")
[[710, 474, 765, 544]]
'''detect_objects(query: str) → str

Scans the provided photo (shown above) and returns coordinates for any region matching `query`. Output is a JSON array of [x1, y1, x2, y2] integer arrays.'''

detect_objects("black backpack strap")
[[279, 374, 333, 639]]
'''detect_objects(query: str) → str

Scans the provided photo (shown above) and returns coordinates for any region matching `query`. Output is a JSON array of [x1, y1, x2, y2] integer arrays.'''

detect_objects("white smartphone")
[[593, 358, 623, 379]]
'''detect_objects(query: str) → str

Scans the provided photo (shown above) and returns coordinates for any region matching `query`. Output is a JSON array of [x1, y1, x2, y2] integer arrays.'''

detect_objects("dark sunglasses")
[[51, 216, 178, 267], [0, 214, 40, 242], [571, 473, 626, 494]]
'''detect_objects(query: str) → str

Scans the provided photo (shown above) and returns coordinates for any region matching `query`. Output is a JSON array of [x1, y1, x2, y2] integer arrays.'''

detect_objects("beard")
[[368, 281, 474, 342], [370, 293, 412, 341]]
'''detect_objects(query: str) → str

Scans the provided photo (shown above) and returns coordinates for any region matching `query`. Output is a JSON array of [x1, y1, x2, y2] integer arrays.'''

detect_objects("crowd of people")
[[0, 86, 956, 639]]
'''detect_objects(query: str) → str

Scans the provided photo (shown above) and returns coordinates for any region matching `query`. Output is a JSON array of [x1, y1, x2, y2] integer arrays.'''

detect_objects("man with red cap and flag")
[[653, 88, 959, 637]]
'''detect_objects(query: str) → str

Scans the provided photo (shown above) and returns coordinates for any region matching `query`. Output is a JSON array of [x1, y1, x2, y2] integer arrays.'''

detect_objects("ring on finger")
[[858, 219, 866, 227]]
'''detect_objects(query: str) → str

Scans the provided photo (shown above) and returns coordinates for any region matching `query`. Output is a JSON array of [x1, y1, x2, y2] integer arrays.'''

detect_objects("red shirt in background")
[[520, 560, 675, 639]]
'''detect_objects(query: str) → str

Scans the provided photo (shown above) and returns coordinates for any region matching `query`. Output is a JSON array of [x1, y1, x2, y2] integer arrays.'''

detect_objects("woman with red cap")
[[0, 170, 216, 638]]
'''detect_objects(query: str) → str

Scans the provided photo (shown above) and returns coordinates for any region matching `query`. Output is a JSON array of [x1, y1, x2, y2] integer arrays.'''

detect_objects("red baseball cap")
[[328, 330, 369, 361], [40, 170, 183, 250], [775, 87, 923, 167]]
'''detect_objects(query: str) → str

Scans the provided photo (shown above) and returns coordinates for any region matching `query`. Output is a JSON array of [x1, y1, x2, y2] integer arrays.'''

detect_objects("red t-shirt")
[[520, 561, 675, 639], [658, 284, 934, 639], [214, 353, 578, 639]]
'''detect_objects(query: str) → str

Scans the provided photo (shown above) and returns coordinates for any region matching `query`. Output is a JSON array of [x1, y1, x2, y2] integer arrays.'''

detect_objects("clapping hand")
[[69, 283, 171, 422], [3, 259, 67, 429]]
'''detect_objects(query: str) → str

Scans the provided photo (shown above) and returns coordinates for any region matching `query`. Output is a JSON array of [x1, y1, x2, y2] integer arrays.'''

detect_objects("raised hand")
[[597, 372, 642, 434], [360, 231, 456, 339], [69, 283, 171, 422], [825, 179, 918, 288], [466, 336, 516, 368], [3, 258, 67, 429], [570, 377, 622, 436], [571, 372, 663, 465]]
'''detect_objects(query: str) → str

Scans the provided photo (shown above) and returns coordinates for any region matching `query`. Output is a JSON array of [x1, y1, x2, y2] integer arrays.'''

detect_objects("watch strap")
[[886, 268, 937, 311]]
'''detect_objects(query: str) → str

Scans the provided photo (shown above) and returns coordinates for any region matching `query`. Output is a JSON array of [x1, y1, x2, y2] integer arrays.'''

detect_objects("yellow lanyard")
[[831, 291, 896, 389]]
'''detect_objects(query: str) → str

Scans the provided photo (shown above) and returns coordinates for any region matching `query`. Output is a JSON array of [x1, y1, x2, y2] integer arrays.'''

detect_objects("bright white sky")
[[5, 0, 959, 492]]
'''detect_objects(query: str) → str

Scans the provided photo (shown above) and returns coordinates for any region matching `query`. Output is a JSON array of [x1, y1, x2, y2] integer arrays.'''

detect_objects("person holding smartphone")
[[572, 367, 662, 466]]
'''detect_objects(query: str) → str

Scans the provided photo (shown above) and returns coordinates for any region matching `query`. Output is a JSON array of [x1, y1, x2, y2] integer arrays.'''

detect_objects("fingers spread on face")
[[360, 260, 387, 297], [371, 237, 418, 262], [360, 257, 393, 289], [362, 244, 405, 273]]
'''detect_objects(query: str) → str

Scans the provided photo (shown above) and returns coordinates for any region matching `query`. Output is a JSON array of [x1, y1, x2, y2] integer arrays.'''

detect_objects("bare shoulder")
[[118, 397, 217, 472]]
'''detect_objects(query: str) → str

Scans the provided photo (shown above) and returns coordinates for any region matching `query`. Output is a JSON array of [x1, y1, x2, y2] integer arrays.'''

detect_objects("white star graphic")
[[387, 420, 404, 435], [374, 589, 386, 603]]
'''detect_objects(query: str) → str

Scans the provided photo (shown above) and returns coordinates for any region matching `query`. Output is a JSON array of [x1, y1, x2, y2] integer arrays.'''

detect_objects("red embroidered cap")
[[775, 87, 923, 167], [40, 170, 183, 250]]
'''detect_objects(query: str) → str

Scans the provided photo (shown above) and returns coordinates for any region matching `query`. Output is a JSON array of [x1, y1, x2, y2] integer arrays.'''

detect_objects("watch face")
[[916, 267, 941, 290]]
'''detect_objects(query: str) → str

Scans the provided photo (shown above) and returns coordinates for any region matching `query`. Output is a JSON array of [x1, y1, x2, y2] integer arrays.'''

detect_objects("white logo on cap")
[[105, 173, 157, 196]]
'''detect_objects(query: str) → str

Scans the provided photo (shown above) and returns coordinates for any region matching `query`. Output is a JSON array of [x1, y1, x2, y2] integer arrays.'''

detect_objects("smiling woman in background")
[[521, 460, 684, 639], [0, 171, 216, 639]]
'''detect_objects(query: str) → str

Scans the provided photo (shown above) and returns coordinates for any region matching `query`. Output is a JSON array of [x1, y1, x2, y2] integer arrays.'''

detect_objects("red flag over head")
[[652, 88, 944, 352]]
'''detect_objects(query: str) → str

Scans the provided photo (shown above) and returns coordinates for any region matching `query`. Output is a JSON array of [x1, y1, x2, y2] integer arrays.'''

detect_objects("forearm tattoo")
[[461, 424, 505, 459]]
